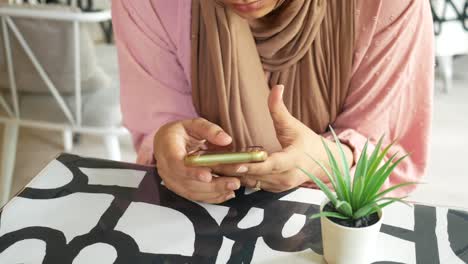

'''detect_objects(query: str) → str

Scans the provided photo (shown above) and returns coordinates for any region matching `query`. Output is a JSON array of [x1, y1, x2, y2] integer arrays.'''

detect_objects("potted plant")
[[299, 128, 416, 264]]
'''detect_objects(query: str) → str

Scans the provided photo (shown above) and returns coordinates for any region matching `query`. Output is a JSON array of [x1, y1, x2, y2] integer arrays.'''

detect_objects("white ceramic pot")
[[320, 200, 383, 264]]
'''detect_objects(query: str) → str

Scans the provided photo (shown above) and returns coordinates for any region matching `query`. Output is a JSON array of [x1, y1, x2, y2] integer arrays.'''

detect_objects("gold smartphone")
[[184, 146, 268, 167]]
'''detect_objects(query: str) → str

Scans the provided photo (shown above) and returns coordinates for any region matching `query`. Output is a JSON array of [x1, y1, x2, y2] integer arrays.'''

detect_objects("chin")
[[234, 9, 271, 19], [224, 0, 278, 20]]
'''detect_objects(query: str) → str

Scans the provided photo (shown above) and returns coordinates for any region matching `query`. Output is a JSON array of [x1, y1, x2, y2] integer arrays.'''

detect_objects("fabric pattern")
[[0, 154, 466, 263]]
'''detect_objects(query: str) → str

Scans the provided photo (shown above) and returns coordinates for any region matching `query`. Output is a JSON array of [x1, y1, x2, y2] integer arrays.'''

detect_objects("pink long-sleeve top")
[[112, 0, 434, 196]]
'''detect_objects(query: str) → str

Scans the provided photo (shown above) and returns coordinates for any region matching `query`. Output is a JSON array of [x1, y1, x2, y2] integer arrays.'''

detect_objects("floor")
[[0, 53, 467, 210], [410, 55, 468, 210]]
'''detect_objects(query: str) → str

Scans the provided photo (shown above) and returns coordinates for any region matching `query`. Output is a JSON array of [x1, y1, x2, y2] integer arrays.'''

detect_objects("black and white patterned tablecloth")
[[0, 154, 467, 263]]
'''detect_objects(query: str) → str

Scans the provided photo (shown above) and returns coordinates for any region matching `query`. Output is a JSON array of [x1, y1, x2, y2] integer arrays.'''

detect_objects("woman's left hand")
[[212, 85, 350, 193]]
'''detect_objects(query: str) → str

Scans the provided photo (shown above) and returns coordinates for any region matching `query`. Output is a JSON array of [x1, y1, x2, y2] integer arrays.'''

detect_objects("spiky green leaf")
[[363, 136, 384, 186], [329, 127, 352, 196], [305, 153, 342, 200], [298, 168, 338, 206], [301, 127, 414, 221], [310, 211, 349, 220], [353, 202, 378, 219], [372, 182, 417, 201], [367, 140, 396, 178], [364, 154, 409, 204], [352, 140, 369, 188], [377, 197, 412, 207], [335, 200, 353, 217], [320, 137, 350, 202], [366, 197, 412, 217], [361, 153, 400, 204], [351, 140, 369, 208]]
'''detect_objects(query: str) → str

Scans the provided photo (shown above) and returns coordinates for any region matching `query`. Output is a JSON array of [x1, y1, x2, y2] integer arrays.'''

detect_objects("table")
[[0, 154, 467, 263]]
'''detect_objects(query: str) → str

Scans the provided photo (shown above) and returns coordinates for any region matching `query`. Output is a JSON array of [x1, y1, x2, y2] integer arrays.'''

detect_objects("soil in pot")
[[323, 202, 379, 228]]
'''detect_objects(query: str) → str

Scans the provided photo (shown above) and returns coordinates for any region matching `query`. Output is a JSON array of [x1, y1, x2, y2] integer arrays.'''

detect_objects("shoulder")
[[353, 0, 430, 51], [356, 0, 430, 34], [351, 0, 432, 73], [112, 0, 192, 51]]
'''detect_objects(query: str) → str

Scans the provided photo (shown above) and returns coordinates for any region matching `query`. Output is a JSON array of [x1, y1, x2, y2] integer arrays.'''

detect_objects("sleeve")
[[328, 0, 434, 196], [112, 0, 198, 164]]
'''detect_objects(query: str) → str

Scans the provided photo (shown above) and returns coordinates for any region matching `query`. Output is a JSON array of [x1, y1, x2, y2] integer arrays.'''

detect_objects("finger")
[[185, 185, 237, 204], [203, 192, 237, 204], [243, 151, 296, 176], [239, 177, 257, 188], [162, 158, 214, 183], [186, 138, 208, 154], [185, 167, 213, 183], [157, 164, 207, 186], [183, 118, 232, 146], [268, 85, 295, 131], [185, 177, 241, 193], [162, 171, 236, 204], [185, 188, 234, 203], [170, 181, 235, 204], [161, 145, 214, 183], [239, 176, 282, 193], [210, 163, 248, 176], [245, 167, 311, 192]]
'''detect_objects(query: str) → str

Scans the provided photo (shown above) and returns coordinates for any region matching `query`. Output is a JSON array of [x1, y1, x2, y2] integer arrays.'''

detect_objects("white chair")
[[432, 0, 468, 93], [0, 4, 127, 205]]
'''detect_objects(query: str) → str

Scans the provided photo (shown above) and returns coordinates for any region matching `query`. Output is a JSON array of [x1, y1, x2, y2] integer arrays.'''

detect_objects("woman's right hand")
[[153, 118, 241, 204]]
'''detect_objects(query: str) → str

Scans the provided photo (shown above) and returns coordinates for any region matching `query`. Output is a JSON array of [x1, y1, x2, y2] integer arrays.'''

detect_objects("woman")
[[112, 0, 434, 204]]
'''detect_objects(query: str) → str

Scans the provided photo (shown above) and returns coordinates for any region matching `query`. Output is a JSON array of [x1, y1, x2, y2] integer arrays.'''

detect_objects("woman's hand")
[[154, 118, 241, 204], [212, 85, 353, 193]]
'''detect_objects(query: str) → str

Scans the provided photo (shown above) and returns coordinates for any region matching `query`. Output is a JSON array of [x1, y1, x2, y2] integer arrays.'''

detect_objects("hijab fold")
[[191, 0, 355, 152]]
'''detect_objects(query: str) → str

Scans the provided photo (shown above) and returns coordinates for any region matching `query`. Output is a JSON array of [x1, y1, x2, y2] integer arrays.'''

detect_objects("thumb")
[[268, 85, 295, 129]]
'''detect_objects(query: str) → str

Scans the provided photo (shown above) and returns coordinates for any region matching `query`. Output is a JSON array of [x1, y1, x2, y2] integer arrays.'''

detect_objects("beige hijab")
[[191, 0, 355, 152]]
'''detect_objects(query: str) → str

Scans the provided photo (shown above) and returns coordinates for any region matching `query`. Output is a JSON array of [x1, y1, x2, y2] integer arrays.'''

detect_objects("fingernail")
[[227, 182, 240, 190], [278, 84, 285, 98], [226, 193, 236, 200], [216, 130, 231, 140], [236, 166, 248, 174]]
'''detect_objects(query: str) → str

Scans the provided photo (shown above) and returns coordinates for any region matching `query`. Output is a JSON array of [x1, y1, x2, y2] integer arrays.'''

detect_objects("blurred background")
[[0, 0, 466, 208]]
